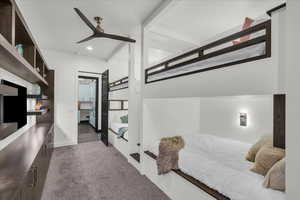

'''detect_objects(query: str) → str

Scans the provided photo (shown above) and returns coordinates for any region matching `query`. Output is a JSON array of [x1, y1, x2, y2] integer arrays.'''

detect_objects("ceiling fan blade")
[[74, 8, 97, 32], [100, 33, 136, 43], [77, 35, 95, 44]]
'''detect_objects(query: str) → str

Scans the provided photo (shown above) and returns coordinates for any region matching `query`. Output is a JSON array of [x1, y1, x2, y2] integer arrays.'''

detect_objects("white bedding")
[[148, 42, 266, 82], [148, 134, 285, 200], [110, 122, 128, 140]]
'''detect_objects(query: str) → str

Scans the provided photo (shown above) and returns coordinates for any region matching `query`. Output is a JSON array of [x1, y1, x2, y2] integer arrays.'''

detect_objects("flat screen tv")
[[0, 80, 27, 139]]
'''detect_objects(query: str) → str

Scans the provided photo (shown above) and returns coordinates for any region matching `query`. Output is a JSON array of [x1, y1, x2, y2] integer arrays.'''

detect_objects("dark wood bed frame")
[[145, 20, 271, 84], [144, 93, 285, 200], [109, 99, 128, 111], [109, 76, 128, 92]]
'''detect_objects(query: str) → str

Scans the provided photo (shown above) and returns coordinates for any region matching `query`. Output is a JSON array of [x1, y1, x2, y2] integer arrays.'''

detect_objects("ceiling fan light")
[[86, 46, 93, 51]]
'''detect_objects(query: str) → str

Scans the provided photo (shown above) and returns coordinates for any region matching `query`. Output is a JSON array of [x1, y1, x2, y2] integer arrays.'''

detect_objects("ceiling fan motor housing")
[[94, 17, 104, 32]]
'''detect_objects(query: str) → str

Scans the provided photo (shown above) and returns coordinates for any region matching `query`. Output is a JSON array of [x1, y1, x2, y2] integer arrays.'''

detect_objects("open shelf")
[[130, 153, 140, 163], [15, 12, 35, 67], [0, 0, 49, 87], [36, 50, 44, 76], [27, 109, 49, 116], [0, 0, 13, 44]]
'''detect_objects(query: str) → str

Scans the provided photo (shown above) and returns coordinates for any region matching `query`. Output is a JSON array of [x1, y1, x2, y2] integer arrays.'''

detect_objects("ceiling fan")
[[74, 8, 136, 44]]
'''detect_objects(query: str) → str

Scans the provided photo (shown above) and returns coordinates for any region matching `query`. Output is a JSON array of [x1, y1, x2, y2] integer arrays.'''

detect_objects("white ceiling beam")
[[106, 43, 127, 62], [107, 0, 177, 62], [142, 0, 177, 30]]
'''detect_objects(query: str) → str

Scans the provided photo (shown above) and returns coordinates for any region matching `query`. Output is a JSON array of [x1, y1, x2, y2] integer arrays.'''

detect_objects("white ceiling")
[[149, 0, 285, 45], [16, 0, 163, 60]]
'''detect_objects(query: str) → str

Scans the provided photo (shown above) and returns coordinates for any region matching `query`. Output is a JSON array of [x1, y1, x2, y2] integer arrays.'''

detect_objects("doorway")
[[78, 75, 100, 143]]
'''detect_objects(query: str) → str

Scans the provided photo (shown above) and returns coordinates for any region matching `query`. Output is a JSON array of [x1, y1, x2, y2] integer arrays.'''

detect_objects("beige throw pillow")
[[263, 158, 285, 191], [246, 135, 273, 162], [251, 145, 285, 176]]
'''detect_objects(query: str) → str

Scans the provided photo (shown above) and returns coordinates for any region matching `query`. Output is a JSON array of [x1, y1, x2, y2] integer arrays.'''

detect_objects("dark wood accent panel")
[[0, 0, 13, 44], [101, 70, 109, 146], [109, 128, 128, 142], [144, 151, 230, 200], [0, 123, 54, 200], [145, 20, 271, 84], [130, 153, 140, 163], [267, 3, 287, 16], [274, 94, 286, 149]]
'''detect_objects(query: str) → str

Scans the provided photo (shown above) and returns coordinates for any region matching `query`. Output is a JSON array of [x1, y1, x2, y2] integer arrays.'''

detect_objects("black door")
[[101, 70, 109, 146]]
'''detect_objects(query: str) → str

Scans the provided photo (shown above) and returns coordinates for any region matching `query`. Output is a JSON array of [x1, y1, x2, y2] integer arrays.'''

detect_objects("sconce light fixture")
[[240, 113, 247, 127]]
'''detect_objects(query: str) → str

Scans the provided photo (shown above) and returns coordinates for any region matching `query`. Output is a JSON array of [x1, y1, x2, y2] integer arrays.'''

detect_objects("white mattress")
[[110, 122, 128, 140], [148, 134, 285, 200], [148, 42, 266, 82]]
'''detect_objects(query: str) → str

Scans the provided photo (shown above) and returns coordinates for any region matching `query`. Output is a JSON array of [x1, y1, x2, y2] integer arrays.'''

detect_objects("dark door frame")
[[101, 70, 109, 146], [78, 75, 100, 132]]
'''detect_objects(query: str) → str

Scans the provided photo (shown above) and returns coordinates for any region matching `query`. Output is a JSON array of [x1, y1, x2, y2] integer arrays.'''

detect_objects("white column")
[[286, 0, 300, 199]]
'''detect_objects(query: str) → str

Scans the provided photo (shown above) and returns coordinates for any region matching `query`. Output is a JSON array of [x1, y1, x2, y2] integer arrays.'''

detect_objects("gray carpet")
[[78, 123, 99, 144], [41, 141, 170, 200]]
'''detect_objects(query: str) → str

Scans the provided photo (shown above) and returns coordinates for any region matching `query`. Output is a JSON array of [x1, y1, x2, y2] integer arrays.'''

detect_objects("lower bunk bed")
[[108, 122, 128, 157], [144, 134, 285, 200]]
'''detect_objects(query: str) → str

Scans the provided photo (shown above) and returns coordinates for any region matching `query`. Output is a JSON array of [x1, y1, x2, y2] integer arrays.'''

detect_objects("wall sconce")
[[240, 113, 247, 127]]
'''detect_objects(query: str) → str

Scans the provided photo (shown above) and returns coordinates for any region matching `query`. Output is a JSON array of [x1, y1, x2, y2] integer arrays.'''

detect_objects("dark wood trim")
[[267, 3, 286, 16], [145, 20, 271, 84], [109, 76, 129, 92], [273, 94, 286, 149], [144, 151, 229, 200], [109, 128, 128, 142], [146, 54, 269, 84], [101, 70, 109, 146], [109, 99, 128, 111], [130, 152, 140, 163]]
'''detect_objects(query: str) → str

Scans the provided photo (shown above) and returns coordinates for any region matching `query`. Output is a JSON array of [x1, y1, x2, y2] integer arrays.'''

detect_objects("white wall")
[[286, 0, 300, 199], [108, 45, 129, 82], [143, 98, 201, 149], [143, 95, 273, 150], [198, 95, 273, 144], [44, 49, 107, 147], [0, 68, 36, 150]]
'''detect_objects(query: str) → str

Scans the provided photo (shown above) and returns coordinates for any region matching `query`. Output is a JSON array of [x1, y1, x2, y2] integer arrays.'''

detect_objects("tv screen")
[[1, 80, 27, 129]]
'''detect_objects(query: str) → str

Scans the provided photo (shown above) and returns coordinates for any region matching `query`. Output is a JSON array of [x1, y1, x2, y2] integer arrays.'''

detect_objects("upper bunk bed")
[[109, 76, 129, 92], [145, 19, 271, 84], [143, 3, 287, 98]]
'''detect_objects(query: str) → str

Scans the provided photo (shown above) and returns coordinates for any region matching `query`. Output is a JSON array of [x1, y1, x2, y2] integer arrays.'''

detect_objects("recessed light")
[[86, 46, 93, 51]]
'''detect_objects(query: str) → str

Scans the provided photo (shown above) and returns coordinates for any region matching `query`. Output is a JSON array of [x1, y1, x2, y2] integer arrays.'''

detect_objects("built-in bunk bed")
[[109, 76, 129, 92], [145, 18, 271, 84], [109, 99, 128, 141], [142, 4, 286, 200], [108, 76, 130, 158]]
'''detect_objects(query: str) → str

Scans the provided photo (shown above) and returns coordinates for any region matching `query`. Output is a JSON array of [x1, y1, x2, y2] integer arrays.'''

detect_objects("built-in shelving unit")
[[0, 0, 49, 87], [0, 1, 55, 199]]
